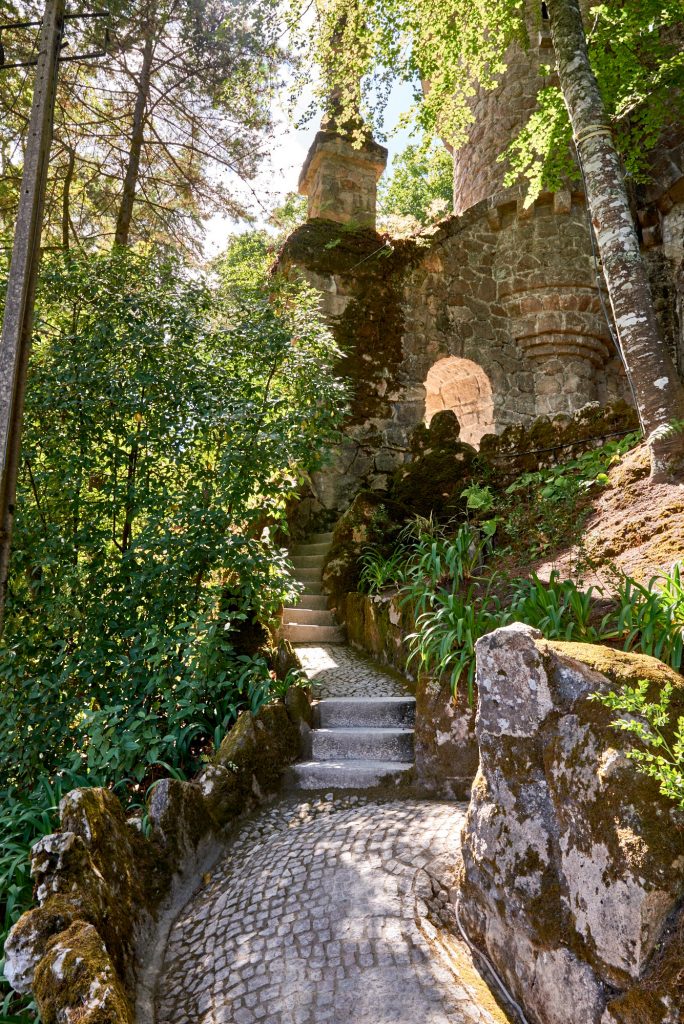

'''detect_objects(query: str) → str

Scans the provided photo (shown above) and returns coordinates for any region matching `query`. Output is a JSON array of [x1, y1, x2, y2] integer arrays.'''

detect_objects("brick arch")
[[424, 357, 495, 447]]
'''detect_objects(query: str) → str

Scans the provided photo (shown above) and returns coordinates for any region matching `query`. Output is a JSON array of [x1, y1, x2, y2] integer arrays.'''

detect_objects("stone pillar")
[[298, 130, 388, 229], [491, 191, 630, 416]]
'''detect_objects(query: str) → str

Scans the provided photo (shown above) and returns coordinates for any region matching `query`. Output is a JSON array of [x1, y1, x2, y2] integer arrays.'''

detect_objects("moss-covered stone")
[[414, 674, 478, 799], [3, 895, 83, 994], [253, 703, 300, 792], [147, 778, 213, 867], [322, 491, 402, 604], [390, 413, 478, 519], [33, 921, 133, 1024], [214, 702, 300, 801], [478, 400, 640, 482], [285, 685, 313, 729], [196, 764, 243, 826], [276, 220, 421, 428], [461, 626, 684, 1024]]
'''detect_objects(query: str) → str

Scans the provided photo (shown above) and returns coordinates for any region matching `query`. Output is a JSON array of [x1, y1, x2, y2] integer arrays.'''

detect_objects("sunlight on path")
[[153, 797, 512, 1024]]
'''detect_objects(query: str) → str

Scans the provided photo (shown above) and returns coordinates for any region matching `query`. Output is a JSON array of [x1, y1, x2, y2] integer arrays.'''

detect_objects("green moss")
[[34, 921, 133, 1024], [277, 221, 422, 426], [543, 642, 684, 709]]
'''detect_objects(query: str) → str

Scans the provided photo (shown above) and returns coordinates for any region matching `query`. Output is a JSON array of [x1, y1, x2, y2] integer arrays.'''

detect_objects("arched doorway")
[[424, 357, 495, 446]]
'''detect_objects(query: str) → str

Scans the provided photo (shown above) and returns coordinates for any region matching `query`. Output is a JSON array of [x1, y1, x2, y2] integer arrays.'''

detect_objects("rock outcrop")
[[460, 624, 684, 1024]]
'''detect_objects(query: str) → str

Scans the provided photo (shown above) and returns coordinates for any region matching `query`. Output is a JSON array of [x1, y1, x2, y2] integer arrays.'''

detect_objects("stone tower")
[[298, 128, 387, 229], [280, 2, 684, 512]]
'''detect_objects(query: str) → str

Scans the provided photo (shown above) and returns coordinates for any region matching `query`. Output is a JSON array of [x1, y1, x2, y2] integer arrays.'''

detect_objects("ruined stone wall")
[[279, 190, 630, 515]]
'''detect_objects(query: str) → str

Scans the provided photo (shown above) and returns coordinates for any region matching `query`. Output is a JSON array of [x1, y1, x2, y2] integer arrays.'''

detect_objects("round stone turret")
[[453, 0, 555, 214]]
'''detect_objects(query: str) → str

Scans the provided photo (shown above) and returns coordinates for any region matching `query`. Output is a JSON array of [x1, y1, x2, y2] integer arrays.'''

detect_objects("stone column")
[[298, 130, 388, 229]]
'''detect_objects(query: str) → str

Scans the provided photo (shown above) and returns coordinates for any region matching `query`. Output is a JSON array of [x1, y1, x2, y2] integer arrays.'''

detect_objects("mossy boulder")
[[196, 764, 243, 826], [461, 624, 684, 1024], [215, 702, 300, 801], [147, 778, 212, 865], [33, 921, 133, 1024], [3, 895, 83, 995], [414, 674, 478, 799], [322, 491, 402, 604]]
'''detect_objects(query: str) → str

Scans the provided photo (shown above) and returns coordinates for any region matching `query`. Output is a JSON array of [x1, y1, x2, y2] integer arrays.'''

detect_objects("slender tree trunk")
[[61, 146, 75, 250], [547, 0, 684, 480], [114, 28, 154, 247]]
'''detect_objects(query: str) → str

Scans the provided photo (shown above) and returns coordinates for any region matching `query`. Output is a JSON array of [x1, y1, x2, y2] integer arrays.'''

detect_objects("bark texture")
[[113, 29, 155, 247], [548, 0, 684, 479]]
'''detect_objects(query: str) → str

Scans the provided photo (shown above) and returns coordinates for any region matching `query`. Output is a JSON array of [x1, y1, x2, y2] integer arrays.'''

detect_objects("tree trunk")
[[547, 0, 684, 480], [61, 146, 75, 250], [114, 28, 155, 247]]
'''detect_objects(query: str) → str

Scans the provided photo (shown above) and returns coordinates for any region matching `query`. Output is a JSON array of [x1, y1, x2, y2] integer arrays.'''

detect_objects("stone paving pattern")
[[295, 644, 411, 699], [155, 797, 512, 1024]]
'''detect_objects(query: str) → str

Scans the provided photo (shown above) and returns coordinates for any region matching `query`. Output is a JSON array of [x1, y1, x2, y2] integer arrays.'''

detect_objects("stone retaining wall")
[[4, 693, 311, 1024]]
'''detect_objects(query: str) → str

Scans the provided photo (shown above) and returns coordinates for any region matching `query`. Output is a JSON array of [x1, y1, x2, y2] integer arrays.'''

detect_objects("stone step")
[[292, 554, 326, 569], [312, 727, 414, 763], [283, 607, 336, 627], [283, 624, 344, 644], [294, 567, 322, 583], [300, 581, 324, 596], [286, 760, 412, 790], [310, 532, 334, 544], [292, 541, 330, 556], [296, 594, 329, 611], [315, 697, 416, 729]]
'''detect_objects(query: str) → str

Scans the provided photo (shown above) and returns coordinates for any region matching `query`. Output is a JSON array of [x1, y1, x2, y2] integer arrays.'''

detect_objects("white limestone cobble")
[[154, 797, 513, 1024]]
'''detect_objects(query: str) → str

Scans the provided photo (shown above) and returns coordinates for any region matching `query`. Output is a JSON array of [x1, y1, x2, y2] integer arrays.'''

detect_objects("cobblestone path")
[[296, 644, 412, 699], [154, 796, 512, 1024]]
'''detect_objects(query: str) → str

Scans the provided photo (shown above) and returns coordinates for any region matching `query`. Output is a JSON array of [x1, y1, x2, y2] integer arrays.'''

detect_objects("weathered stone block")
[[414, 674, 478, 799], [461, 626, 684, 1024], [33, 921, 134, 1024]]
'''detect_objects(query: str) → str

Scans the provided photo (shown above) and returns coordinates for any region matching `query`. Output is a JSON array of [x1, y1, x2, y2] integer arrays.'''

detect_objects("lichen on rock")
[[460, 624, 684, 1024]]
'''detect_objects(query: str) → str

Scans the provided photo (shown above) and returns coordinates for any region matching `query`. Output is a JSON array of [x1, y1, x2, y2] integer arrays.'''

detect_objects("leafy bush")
[[593, 680, 684, 810], [509, 572, 610, 644], [614, 567, 684, 672], [407, 587, 509, 700], [0, 245, 347, 1016]]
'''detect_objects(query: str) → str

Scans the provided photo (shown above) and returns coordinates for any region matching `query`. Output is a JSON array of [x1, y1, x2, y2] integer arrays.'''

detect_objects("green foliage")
[[502, 86, 576, 201], [0, 244, 347, 1015], [356, 433, 679, 702], [499, 432, 641, 558], [214, 230, 274, 292], [268, 193, 309, 242], [358, 545, 411, 593], [593, 680, 684, 810], [461, 482, 495, 514], [407, 587, 509, 700], [289, 0, 684, 207], [615, 568, 684, 671], [377, 140, 453, 229], [509, 571, 609, 643]]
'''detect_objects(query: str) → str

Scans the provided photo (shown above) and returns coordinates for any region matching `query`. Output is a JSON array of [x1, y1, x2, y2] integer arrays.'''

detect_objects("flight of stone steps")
[[283, 533, 416, 789], [282, 531, 345, 645]]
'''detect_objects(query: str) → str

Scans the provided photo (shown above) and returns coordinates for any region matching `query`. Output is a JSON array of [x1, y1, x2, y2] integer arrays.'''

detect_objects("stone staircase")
[[282, 531, 344, 645], [287, 646, 417, 790]]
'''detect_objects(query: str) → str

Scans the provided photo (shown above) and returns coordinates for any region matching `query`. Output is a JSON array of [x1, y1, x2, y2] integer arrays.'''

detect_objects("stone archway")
[[424, 357, 495, 446]]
